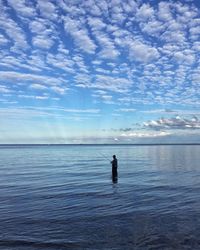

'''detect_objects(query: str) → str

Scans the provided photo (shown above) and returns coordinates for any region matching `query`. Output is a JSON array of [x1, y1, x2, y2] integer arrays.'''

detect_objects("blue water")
[[0, 145, 200, 249]]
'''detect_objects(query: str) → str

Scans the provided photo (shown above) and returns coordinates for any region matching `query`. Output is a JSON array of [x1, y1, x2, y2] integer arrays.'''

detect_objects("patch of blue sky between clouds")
[[0, 0, 200, 143]]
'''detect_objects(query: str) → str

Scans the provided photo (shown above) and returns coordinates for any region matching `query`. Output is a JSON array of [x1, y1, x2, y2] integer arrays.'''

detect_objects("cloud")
[[29, 18, 57, 49], [0, 107, 101, 123], [94, 75, 132, 93], [119, 108, 136, 112], [35, 96, 49, 100], [29, 18, 57, 38], [0, 34, 9, 46], [62, 108, 100, 114], [51, 86, 66, 95], [136, 3, 154, 21], [0, 10, 28, 51], [0, 85, 12, 93], [32, 36, 54, 49], [0, 107, 51, 118], [0, 56, 36, 72], [92, 31, 120, 59], [64, 17, 97, 54], [46, 50, 75, 74], [129, 40, 160, 62], [37, 0, 58, 20], [75, 73, 132, 93], [158, 2, 173, 21], [0, 71, 70, 97], [173, 50, 195, 65], [0, 71, 64, 86], [18, 94, 49, 100], [141, 19, 165, 37], [1, 0, 200, 141], [144, 116, 200, 130], [120, 131, 171, 138], [141, 109, 200, 115], [87, 17, 106, 31], [30, 84, 48, 90], [7, 0, 36, 17], [119, 128, 133, 132]]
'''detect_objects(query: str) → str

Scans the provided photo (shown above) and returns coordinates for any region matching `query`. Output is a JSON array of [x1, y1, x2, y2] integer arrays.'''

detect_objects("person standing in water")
[[111, 155, 118, 179]]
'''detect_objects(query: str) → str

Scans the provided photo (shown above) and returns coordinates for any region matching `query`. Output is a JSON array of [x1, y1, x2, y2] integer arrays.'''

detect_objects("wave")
[[0, 239, 81, 250]]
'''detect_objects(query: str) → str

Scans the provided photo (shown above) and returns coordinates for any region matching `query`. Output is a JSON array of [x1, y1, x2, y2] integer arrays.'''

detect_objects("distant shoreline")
[[0, 143, 200, 146]]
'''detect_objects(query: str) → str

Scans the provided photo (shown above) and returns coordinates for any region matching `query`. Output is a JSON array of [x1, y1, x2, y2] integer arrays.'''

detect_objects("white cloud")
[[0, 0, 200, 132], [51, 86, 66, 95], [37, 0, 58, 20], [118, 108, 136, 112], [129, 40, 159, 63], [122, 0, 137, 14], [7, 0, 35, 17], [144, 116, 200, 130], [30, 84, 48, 90], [121, 131, 171, 138], [101, 95, 113, 101], [158, 2, 173, 21], [18, 94, 49, 100], [64, 17, 97, 54], [136, 3, 154, 21], [35, 96, 49, 100], [0, 34, 9, 46], [0, 85, 12, 93], [83, 0, 102, 16], [190, 71, 200, 84], [192, 42, 200, 51], [91, 29, 120, 59], [87, 17, 106, 31], [0, 71, 65, 87], [161, 30, 186, 43], [32, 36, 54, 49], [99, 47, 120, 59], [26, 54, 50, 71], [46, 53, 75, 73], [95, 0, 109, 15], [62, 108, 100, 114], [173, 50, 195, 65], [94, 75, 132, 93], [29, 19, 48, 34], [0, 107, 51, 117], [76, 75, 132, 93], [0, 54, 44, 72], [141, 19, 165, 37], [29, 18, 57, 49], [0, 11, 28, 50]]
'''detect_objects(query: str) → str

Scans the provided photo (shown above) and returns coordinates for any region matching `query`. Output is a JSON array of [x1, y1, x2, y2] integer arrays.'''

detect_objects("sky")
[[0, 0, 200, 144]]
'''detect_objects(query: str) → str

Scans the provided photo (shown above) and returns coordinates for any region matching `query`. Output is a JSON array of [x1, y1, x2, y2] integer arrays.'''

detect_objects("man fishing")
[[111, 155, 118, 179]]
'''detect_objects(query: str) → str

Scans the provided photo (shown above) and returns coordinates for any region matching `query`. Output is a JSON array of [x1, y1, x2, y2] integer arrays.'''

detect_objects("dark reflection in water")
[[0, 145, 200, 249], [112, 170, 118, 183]]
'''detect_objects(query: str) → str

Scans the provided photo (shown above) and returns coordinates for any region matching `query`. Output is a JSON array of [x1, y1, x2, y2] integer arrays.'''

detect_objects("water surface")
[[0, 145, 200, 249]]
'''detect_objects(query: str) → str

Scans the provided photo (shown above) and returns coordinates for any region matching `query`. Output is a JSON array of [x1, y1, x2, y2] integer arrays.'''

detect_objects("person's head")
[[113, 155, 116, 159]]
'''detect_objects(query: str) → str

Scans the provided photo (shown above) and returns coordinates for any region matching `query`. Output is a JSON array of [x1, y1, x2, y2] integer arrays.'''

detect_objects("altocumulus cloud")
[[0, 0, 200, 105], [144, 116, 200, 130], [0, 0, 200, 144]]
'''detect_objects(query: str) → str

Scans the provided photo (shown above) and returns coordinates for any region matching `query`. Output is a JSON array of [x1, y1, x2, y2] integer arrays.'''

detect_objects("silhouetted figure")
[[111, 155, 118, 182]]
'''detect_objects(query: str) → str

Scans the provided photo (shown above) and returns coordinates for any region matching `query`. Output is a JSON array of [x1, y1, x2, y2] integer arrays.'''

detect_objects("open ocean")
[[0, 144, 200, 250]]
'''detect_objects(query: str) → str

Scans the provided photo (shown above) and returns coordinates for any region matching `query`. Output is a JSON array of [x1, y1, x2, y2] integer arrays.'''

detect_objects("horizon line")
[[1, 143, 200, 146]]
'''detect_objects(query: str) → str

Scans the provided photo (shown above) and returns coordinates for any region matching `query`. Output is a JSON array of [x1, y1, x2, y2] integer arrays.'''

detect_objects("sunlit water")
[[0, 145, 200, 249]]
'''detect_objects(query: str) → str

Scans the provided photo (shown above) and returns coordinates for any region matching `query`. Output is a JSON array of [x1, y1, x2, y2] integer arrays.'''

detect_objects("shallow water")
[[0, 145, 200, 249]]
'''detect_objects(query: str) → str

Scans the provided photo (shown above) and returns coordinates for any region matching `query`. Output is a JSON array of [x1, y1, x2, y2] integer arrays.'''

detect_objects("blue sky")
[[0, 0, 200, 143]]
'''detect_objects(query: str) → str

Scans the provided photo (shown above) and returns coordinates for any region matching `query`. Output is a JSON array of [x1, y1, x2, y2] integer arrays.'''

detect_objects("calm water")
[[0, 145, 200, 250]]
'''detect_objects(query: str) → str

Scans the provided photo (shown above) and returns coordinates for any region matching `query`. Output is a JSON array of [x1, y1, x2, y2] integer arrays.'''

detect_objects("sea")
[[0, 144, 200, 250]]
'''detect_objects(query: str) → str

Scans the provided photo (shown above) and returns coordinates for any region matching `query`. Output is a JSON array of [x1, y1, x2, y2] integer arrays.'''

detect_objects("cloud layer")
[[144, 116, 200, 130], [0, 0, 199, 106], [0, 0, 200, 142]]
